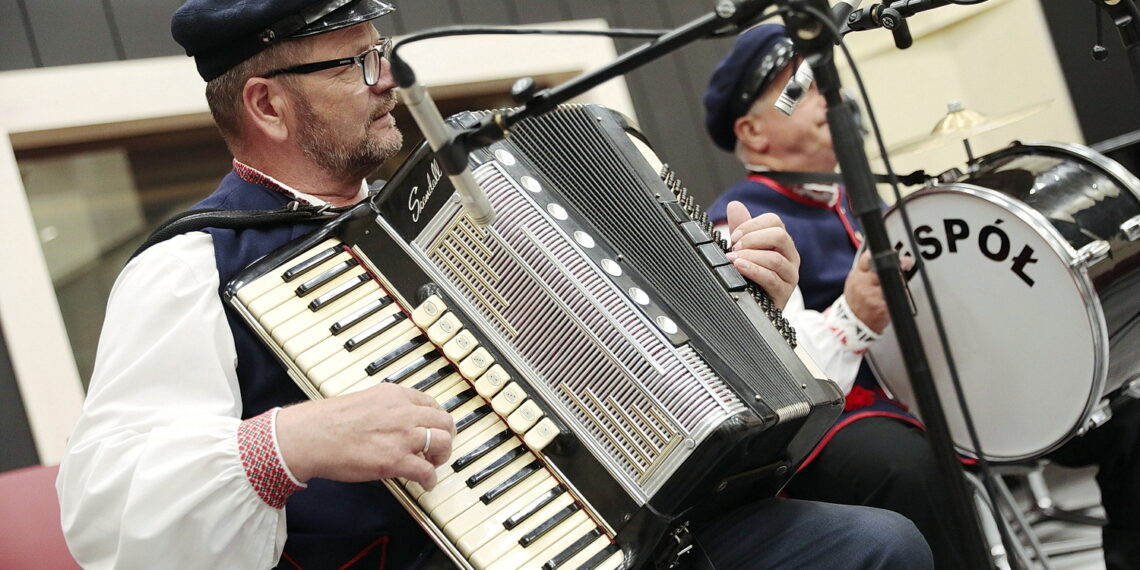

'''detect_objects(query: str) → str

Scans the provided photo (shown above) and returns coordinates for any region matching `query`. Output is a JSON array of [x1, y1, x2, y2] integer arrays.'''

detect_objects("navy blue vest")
[[192, 171, 433, 569]]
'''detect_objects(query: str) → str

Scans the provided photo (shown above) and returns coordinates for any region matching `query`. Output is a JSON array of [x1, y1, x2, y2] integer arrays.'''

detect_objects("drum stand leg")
[[1019, 462, 1105, 558], [966, 471, 1054, 569]]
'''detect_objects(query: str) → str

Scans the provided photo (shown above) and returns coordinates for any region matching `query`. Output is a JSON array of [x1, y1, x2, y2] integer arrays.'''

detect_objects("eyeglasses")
[[263, 37, 392, 86]]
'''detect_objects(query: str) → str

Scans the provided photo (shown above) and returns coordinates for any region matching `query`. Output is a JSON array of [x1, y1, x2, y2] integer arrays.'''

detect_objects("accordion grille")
[[507, 107, 806, 409], [421, 166, 744, 491]]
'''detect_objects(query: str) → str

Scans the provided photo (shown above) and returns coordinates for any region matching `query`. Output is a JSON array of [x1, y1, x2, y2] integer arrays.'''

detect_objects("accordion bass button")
[[507, 400, 543, 434], [443, 330, 479, 360], [427, 312, 462, 344], [459, 348, 494, 379], [411, 295, 447, 327], [474, 365, 510, 398], [523, 418, 560, 452], [491, 382, 527, 416]]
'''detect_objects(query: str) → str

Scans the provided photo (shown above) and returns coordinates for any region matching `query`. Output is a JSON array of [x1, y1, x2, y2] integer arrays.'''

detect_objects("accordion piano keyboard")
[[235, 239, 625, 570]]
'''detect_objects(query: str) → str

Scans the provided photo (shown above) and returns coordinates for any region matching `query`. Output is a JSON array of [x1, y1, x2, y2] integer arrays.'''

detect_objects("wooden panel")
[[23, 0, 121, 66], [106, 0, 185, 59], [0, 0, 38, 70], [453, 0, 516, 25]]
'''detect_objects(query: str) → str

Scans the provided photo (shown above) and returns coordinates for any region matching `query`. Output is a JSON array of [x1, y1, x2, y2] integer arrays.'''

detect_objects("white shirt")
[[56, 165, 356, 569]]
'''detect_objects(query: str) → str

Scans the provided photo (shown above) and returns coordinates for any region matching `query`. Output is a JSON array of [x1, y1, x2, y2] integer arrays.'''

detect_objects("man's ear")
[[734, 114, 769, 154], [242, 77, 291, 143]]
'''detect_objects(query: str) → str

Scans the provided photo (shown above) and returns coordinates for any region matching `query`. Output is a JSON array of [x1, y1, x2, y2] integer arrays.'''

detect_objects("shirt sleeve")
[[55, 232, 292, 569], [783, 290, 878, 395]]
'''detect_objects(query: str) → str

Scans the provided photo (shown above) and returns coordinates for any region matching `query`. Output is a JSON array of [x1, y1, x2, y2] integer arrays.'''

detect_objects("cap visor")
[[294, 0, 395, 37]]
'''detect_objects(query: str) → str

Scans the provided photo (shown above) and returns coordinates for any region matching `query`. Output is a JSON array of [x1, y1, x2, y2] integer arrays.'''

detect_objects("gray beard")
[[294, 92, 403, 181]]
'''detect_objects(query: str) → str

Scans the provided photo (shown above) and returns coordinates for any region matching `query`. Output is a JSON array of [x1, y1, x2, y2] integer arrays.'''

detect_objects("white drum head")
[[868, 186, 1108, 462]]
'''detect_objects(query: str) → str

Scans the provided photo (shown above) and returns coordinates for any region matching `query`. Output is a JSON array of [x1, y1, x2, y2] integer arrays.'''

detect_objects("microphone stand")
[[394, 0, 991, 565], [780, 4, 992, 568]]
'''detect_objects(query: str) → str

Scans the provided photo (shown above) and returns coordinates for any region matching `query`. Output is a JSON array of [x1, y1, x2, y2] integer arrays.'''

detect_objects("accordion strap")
[[130, 203, 345, 261]]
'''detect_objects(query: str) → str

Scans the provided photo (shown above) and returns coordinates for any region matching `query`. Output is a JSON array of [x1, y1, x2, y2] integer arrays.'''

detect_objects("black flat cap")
[[172, 0, 396, 81], [704, 24, 796, 151]]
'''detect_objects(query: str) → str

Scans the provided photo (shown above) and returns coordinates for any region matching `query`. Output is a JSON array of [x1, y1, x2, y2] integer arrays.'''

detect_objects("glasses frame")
[[263, 37, 392, 86]]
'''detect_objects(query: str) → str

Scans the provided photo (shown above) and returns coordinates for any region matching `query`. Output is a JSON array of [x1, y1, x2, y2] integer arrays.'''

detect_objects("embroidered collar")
[[232, 159, 368, 206], [746, 164, 840, 207]]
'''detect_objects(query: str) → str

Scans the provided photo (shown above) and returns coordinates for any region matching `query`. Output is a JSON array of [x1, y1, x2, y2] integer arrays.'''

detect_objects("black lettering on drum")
[[944, 219, 969, 253], [896, 217, 1039, 288], [915, 225, 941, 260], [978, 219, 1011, 261]]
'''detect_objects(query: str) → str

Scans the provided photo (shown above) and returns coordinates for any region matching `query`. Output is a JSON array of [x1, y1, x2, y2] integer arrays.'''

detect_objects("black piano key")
[[384, 351, 441, 384], [481, 460, 541, 504], [455, 404, 492, 433], [467, 446, 528, 488], [440, 388, 477, 413], [411, 366, 456, 392], [330, 297, 392, 334], [364, 335, 426, 375], [295, 258, 359, 296], [451, 430, 511, 472], [503, 486, 564, 530], [577, 544, 621, 570], [282, 246, 339, 282], [544, 528, 602, 570], [308, 274, 371, 312], [518, 503, 579, 547], [344, 313, 407, 352]]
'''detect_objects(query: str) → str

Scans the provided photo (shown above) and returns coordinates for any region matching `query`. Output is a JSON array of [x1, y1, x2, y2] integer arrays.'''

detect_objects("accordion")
[[225, 105, 841, 569]]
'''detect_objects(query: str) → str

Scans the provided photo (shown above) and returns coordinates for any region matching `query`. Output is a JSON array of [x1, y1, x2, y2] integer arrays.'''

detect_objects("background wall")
[[2, 0, 1138, 470]]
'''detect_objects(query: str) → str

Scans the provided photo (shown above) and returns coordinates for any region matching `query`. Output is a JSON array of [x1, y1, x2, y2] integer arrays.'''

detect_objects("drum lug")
[[1072, 240, 1111, 268], [1079, 401, 1113, 436], [1121, 215, 1140, 241]]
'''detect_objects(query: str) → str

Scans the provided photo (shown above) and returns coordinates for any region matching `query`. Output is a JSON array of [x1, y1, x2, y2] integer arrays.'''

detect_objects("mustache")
[[370, 91, 399, 122]]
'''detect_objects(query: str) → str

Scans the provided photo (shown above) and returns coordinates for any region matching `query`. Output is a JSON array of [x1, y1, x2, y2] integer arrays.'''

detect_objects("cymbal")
[[883, 100, 1052, 157]]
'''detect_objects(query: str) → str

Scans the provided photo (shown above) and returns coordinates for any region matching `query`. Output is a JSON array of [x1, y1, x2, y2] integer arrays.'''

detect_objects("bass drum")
[[868, 141, 1140, 462]]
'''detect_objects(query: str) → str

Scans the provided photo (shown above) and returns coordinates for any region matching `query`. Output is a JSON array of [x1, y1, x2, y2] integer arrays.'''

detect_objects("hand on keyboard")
[[276, 382, 457, 489], [725, 201, 800, 309]]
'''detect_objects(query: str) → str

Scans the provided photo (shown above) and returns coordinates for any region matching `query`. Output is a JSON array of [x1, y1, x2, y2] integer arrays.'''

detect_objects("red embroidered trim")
[[237, 408, 304, 509], [233, 160, 299, 201]]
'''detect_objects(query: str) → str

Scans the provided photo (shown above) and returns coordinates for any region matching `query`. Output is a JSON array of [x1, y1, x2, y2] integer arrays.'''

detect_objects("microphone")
[[388, 52, 496, 225]]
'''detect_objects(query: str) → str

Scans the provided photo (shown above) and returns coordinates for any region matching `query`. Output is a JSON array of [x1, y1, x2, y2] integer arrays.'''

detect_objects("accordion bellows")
[[226, 105, 841, 570]]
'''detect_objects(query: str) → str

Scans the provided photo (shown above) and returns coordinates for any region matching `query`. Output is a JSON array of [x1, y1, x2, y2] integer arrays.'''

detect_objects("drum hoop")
[[876, 183, 1112, 462], [986, 140, 1140, 204]]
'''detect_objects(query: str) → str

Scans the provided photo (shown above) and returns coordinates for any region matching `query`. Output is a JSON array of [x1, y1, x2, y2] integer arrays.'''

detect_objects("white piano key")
[[486, 515, 593, 570], [447, 476, 558, 553], [247, 251, 355, 317], [235, 239, 340, 305], [302, 319, 415, 382], [293, 303, 405, 372], [419, 438, 524, 512], [468, 494, 579, 569], [313, 329, 425, 395], [270, 284, 378, 347], [405, 417, 503, 499]]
